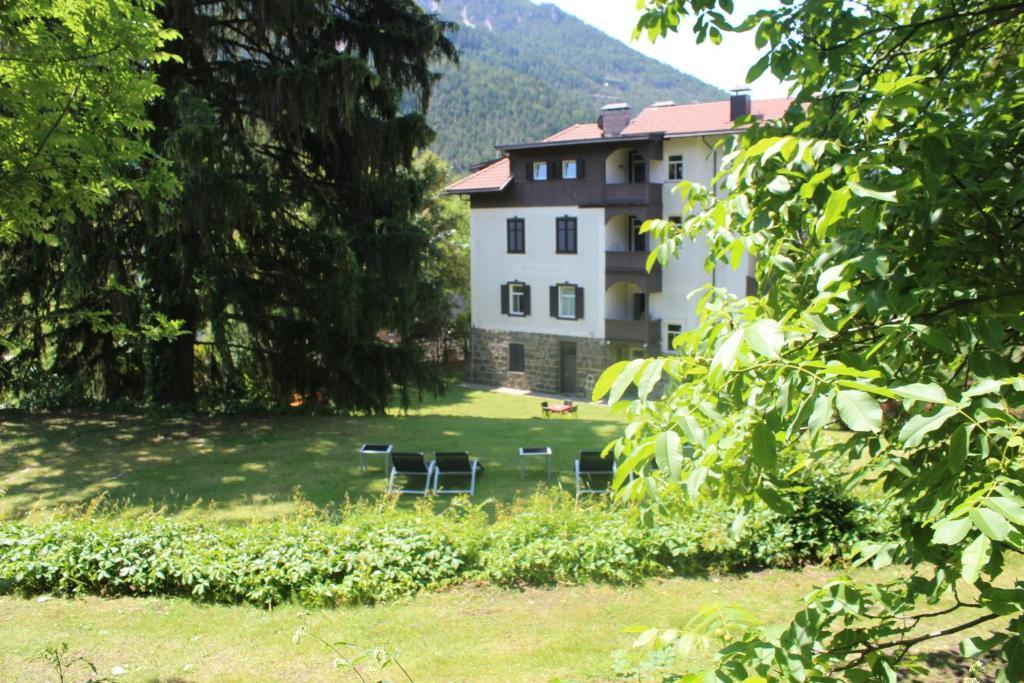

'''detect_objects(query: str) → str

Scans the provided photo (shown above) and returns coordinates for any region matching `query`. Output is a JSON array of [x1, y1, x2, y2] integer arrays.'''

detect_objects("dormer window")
[[532, 161, 548, 181]]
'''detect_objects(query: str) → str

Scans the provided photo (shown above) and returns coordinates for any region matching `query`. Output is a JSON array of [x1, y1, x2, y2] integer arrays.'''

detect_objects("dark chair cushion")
[[578, 450, 613, 473], [434, 451, 474, 472], [391, 452, 428, 474]]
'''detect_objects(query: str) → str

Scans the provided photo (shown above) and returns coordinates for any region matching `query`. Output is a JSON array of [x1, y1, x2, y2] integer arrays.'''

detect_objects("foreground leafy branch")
[[596, 0, 1024, 679]]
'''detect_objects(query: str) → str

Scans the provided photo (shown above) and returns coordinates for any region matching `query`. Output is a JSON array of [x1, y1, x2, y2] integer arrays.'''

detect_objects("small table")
[[359, 443, 393, 475], [519, 446, 552, 480]]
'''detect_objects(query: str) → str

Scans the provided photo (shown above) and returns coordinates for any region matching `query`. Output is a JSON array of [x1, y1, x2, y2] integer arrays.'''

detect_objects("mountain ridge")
[[420, 0, 725, 171]]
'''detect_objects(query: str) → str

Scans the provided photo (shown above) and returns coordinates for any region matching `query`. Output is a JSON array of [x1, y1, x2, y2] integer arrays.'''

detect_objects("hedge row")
[[0, 488, 889, 607]]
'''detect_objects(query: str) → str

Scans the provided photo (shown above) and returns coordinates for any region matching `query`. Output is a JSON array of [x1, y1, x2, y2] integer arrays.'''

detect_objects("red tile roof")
[[446, 98, 796, 194], [445, 157, 512, 194], [622, 97, 794, 136], [544, 123, 603, 142]]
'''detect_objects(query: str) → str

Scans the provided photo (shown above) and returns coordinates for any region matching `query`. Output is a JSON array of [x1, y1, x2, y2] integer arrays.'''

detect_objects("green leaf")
[[712, 328, 744, 373], [964, 378, 1005, 399], [932, 517, 972, 545], [612, 448, 649, 489], [592, 360, 628, 401], [635, 358, 665, 400], [898, 406, 957, 447], [656, 429, 684, 481], [970, 507, 1011, 541], [744, 319, 784, 359], [849, 181, 897, 202], [960, 633, 1008, 658], [836, 390, 882, 432], [686, 466, 708, 498], [757, 485, 794, 514], [752, 421, 778, 469], [948, 424, 970, 473], [746, 53, 771, 83], [961, 533, 991, 583], [985, 497, 1024, 526], [891, 382, 950, 405], [809, 393, 834, 434], [815, 186, 851, 238], [609, 359, 645, 405], [816, 263, 847, 292], [768, 175, 792, 194], [835, 380, 898, 399], [674, 409, 706, 447]]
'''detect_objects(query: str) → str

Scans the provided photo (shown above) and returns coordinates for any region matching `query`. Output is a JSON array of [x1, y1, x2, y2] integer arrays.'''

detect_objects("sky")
[[528, 0, 789, 100]]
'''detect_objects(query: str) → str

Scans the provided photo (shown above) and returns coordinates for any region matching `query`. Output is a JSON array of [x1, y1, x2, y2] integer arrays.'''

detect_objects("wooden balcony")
[[602, 182, 662, 206], [605, 251, 662, 291], [605, 318, 662, 345]]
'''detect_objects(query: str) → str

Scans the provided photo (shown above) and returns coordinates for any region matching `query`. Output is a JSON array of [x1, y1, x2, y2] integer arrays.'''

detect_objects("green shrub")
[[0, 488, 884, 607]]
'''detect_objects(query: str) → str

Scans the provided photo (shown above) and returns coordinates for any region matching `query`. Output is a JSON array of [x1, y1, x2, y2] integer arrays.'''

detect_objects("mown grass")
[[0, 386, 623, 523], [5, 557, 1016, 683], [0, 566, 894, 682]]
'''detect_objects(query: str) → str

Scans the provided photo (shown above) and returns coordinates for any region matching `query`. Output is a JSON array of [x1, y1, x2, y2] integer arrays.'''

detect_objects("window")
[[506, 218, 525, 254], [632, 293, 647, 320], [667, 323, 682, 349], [510, 282, 526, 315], [561, 160, 578, 179], [559, 285, 577, 319], [667, 215, 682, 226], [628, 151, 646, 183], [668, 154, 684, 180], [629, 216, 647, 252], [556, 216, 577, 254], [509, 343, 525, 372], [532, 161, 548, 181], [746, 276, 758, 297], [550, 283, 584, 320], [501, 281, 530, 316]]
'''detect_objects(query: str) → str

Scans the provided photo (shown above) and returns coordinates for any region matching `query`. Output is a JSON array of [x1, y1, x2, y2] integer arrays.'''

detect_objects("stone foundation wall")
[[470, 328, 609, 397]]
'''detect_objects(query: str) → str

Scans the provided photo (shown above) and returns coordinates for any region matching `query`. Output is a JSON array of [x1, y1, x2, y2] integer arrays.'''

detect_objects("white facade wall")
[[470, 206, 605, 339], [469, 136, 754, 355], [654, 136, 752, 352]]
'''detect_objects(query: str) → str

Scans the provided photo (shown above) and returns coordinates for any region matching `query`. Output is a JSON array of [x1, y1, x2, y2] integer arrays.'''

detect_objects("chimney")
[[598, 102, 631, 137], [730, 88, 751, 121]]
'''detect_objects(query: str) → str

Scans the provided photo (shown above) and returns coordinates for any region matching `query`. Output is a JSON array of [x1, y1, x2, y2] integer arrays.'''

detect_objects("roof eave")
[[496, 132, 661, 151], [443, 176, 513, 195], [662, 127, 745, 139]]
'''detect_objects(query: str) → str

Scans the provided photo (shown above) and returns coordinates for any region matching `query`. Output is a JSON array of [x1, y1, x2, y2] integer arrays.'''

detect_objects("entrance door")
[[559, 342, 577, 394]]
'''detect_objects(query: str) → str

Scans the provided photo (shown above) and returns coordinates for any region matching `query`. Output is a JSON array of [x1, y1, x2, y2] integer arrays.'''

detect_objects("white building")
[[445, 94, 792, 396]]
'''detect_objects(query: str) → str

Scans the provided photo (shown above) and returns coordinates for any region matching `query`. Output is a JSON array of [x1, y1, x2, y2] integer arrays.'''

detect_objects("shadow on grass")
[[907, 649, 1000, 682], [0, 402, 623, 520]]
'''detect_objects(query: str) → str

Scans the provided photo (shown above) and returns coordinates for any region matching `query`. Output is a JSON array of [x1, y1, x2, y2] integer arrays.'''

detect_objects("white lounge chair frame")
[[386, 453, 435, 496], [432, 452, 480, 495]]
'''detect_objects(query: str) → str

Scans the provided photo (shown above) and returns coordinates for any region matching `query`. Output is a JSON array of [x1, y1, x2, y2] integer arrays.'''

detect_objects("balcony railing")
[[605, 318, 661, 345], [605, 251, 662, 291], [606, 250, 650, 272], [603, 182, 661, 206]]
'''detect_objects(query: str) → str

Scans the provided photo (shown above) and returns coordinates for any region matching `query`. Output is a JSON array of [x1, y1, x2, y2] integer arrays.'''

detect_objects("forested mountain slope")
[[420, 0, 724, 170]]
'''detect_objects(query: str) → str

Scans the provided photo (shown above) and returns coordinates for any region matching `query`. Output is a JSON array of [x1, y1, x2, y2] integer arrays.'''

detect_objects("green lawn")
[[0, 386, 623, 522], [1, 386, 1015, 681], [3, 560, 1010, 683]]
